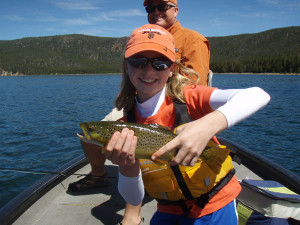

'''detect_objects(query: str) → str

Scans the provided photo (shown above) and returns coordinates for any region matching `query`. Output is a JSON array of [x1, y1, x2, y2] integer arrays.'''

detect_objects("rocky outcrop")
[[1, 70, 23, 76]]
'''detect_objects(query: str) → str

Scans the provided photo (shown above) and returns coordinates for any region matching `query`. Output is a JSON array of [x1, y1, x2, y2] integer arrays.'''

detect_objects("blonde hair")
[[115, 60, 199, 113]]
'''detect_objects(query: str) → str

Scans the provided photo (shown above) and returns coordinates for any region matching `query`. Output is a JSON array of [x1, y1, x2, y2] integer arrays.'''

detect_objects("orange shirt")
[[122, 85, 241, 218], [168, 21, 210, 86]]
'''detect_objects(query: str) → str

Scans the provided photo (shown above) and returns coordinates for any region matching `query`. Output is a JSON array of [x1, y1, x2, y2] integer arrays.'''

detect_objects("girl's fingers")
[[170, 148, 189, 166], [151, 138, 180, 161], [105, 131, 121, 159], [125, 135, 137, 166], [114, 128, 130, 151], [105, 128, 137, 166], [120, 129, 135, 165], [154, 132, 202, 166], [190, 157, 199, 167]]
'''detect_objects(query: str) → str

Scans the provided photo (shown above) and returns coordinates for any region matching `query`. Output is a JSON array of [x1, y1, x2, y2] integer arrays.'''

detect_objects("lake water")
[[0, 74, 299, 209]]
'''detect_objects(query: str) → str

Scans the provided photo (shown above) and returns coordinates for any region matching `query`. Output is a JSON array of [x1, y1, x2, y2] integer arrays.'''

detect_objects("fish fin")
[[200, 147, 231, 173], [173, 123, 187, 134], [154, 160, 169, 167]]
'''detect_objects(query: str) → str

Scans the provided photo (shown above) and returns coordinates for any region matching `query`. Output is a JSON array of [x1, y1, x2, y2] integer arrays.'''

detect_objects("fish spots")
[[81, 121, 176, 160]]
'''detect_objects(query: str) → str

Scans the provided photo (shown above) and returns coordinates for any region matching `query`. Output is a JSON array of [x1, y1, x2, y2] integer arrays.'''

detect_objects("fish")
[[77, 121, 231, 163]]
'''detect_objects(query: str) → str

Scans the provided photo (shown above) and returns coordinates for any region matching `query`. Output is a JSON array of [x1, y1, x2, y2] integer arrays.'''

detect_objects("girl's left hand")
[[151, 110, 228, 166]]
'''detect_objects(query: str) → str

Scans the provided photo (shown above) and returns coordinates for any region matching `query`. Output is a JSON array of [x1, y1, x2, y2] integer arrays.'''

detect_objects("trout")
[[78, 121, 231, 163]]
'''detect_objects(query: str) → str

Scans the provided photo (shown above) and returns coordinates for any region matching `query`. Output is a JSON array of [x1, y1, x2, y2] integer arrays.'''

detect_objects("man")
[[145, 0, 210, 85], [68, 1, 211, 224]]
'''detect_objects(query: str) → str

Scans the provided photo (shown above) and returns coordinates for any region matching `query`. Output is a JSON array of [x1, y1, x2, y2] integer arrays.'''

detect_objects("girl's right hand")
[[105, 128, 138, 167]]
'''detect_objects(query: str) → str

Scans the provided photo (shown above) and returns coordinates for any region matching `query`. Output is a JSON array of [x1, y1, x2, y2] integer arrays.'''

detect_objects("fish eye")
[[88, 126, 94, 132]]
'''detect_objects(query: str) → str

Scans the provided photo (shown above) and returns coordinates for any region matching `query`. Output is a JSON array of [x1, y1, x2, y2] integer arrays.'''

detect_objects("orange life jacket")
[[127, 100, 235, 210]]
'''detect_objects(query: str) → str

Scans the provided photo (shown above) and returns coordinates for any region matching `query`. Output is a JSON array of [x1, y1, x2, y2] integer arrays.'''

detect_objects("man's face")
[[146, 0, 178, 29]]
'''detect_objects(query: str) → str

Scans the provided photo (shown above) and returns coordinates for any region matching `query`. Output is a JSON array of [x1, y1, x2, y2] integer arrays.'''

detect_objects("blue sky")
[[0, 0, 299, 40]]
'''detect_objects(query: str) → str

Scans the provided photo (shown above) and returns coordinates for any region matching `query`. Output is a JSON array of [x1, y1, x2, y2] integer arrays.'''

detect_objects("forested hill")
[[0, 35, 128, 75], [209, 26, 300, 74], [0, 26, 299, 75]]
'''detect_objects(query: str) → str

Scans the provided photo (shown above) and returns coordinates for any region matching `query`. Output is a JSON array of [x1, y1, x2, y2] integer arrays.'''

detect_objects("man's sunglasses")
[[126, 57, 173, 71], [145, 3, 176, 14]]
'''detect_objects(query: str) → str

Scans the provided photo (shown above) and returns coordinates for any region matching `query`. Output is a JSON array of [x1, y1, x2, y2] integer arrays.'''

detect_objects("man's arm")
[[184, 37, 210, 86]]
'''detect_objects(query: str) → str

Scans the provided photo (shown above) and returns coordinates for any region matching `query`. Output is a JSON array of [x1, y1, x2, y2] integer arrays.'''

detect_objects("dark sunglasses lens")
[[145, 5, 155, 13], [128, 57, 172, 71], [152, 60, 173, 71], [145, 3, 169, 13], [128, 58, 147, 69], [157, 3, 168, 11]]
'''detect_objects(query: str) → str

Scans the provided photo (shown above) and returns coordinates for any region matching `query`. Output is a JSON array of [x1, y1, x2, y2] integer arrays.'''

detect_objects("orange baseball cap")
[[143, 0, 177, 6], [125, 24, 175, 61]]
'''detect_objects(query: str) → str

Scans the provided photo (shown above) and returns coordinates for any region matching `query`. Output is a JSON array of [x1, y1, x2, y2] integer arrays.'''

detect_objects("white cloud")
[[108, 9, 145, 17], [37, 16, 58, 23], [93, 13, 117, 21], [64, 18, 93, 26], [55, 0, 100, 10], [93, 9, 145, 22], [211, 18, 227, 27], [258, 0, 281, 5], [4, 15, 25, 22], [237, 11, 271, 19], [257, 0, 300, 10]]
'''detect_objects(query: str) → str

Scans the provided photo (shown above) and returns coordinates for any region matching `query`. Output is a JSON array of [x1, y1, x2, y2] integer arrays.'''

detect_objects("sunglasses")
[[145, 3, 175, 14], [126, 57, 173, 71]]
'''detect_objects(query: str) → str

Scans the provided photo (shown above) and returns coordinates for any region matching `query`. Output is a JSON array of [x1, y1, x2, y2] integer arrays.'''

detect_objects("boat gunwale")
[[0, 154, 88, 225], [219, 137, 300, 194]]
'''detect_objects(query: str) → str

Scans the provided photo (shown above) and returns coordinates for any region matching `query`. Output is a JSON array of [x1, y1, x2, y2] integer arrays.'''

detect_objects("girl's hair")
[[115, 60, 200, 113]]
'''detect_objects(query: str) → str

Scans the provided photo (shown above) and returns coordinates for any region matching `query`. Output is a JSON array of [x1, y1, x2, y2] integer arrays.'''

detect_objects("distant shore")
[[1, 72, 299, 77], [214, 72, 299, 75]]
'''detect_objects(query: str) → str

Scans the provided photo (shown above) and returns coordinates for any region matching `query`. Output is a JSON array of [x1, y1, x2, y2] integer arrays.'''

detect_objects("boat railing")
[[219, 137, 300, 195]]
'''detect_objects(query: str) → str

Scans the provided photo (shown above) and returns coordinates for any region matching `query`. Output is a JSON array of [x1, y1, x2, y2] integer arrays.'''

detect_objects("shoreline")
[[0, 73, 121, 77], [214, 72, 299, 75], [1, 72, 299, 77]]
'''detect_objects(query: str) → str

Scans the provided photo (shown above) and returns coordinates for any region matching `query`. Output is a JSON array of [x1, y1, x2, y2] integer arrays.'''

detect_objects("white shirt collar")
[[136, 86, 166, 117]]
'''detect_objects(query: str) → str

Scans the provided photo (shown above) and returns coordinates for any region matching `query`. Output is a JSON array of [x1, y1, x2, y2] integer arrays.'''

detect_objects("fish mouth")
[[77, 133, 91, 143], [76, 133, 104, 147], [77, 133, 87, 140]]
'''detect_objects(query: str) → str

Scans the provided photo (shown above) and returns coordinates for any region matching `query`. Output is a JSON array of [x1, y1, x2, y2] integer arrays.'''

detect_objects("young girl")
[[104, 24, 270, 225]]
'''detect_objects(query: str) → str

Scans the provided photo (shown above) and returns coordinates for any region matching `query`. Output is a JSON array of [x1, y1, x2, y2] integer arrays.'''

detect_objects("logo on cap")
[[139, 28, 164, 40], [148, 32, 155, 39]]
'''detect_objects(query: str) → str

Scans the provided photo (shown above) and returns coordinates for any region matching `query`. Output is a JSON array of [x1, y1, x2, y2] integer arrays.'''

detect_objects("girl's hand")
[[105, 128, 137, 167], [151, 110, 228, 166]]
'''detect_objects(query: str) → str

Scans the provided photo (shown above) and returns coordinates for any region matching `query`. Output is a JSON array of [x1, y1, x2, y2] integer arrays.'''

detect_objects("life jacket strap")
[[194, 168, 236, 209], [127, 108, 136, 123], [173, 100, 193, 129], [170, 165, 194, 200]]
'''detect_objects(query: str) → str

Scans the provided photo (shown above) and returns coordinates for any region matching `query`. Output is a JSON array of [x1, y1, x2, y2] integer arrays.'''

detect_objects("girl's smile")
[[140, 78, 156, 83]]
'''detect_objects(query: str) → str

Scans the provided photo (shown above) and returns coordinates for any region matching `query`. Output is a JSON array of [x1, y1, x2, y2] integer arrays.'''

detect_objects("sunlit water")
[[0, 74, 299, 208]]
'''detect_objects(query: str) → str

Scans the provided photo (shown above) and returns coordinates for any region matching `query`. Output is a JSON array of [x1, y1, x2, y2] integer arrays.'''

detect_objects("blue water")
[[0, 74, 299, 209]]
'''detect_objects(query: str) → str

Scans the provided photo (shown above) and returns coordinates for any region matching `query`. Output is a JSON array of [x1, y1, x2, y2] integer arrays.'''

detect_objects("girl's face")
[[126, 51, 173, 103]]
